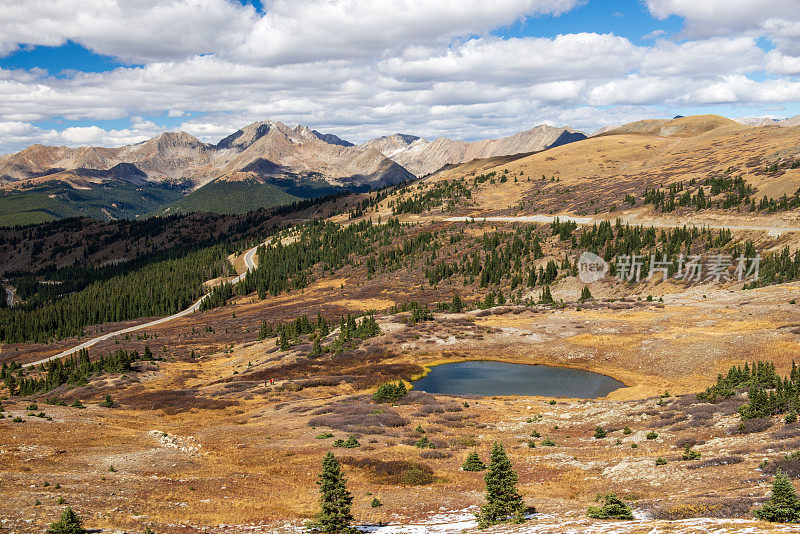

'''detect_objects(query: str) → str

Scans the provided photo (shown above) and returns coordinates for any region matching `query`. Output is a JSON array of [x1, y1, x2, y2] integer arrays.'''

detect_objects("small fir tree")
[[451, 293, 463, 313], [476, 442, 525, 528], [462, 451, 486, 471], [539, 285, 553, 304], [310, 337, 323, 358], [308, 453, 356, 533], [754, 470, 800, 523], [47, 507, 87, 534]]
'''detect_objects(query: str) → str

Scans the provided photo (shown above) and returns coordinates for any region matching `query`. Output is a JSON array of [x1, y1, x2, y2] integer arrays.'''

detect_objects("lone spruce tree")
[[308, 452, 356, 533], [462, 451, 486, 471], [755, 470, 800, 523], [477, 442, 525, 528], [47, 507, 87, 534]]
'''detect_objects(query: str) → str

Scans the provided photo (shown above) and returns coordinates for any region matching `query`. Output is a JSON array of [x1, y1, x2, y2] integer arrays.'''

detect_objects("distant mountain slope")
[[735, 117, 783, 126], [361, 125, 587, 176], [0, 120, 415, 225], [162, 177, 301, 216], [418, 114, 800, 219], [781, 115, 800, 127], [598, 114, 742, 138], [0, 180, 185, 227]]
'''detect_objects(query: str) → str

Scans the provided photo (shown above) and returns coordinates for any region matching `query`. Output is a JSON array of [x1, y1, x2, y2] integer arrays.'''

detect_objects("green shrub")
[[541, 438, 555, 447], [646, 431, 658, 440], [70, 400, 84, 409], [371, 497, 382, 508], [682, 446, 701, 461], [462, 451, 486, 471], [594, 426, 607, 439], [316, 433, 334, 439], [372, 382, 407, 403], [623, 426, 632, 435], [333, 436, 360, 448], [587, 494, 634, 520], [415, 436, 434, 449], [655, 457, 667, 466]]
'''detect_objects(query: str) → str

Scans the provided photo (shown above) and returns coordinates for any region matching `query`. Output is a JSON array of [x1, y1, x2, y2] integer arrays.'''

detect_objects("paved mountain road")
[[21, 240, 265, 368]]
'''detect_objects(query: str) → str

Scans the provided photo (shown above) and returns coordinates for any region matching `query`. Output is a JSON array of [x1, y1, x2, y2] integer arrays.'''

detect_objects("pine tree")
[[754, 470, 800, 523], [310, 337, 323, 358], [47, 507, 87, 534], [308, 452, 356, 533], [580, 286, 592, 301], [539, 285, 553, 304], [462, 451, 486, 471], [476, 442, 525, 527], [451, 293, 463, 313]]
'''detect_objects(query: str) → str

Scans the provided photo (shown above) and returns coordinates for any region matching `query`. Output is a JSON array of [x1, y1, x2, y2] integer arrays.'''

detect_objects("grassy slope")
[[164, 179, 300, 215], [0, 181, 185, 227], [163, 178, 345, 215]]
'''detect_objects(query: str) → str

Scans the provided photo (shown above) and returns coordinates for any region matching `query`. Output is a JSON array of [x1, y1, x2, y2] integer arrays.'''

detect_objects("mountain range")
[[0, 120, 587, 225], [2, 112, 798, 226]]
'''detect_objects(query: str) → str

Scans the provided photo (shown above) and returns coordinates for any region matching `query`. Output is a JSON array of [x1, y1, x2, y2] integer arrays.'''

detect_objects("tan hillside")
[[403, 114, 800, 224], [598, 114, 743, 138]]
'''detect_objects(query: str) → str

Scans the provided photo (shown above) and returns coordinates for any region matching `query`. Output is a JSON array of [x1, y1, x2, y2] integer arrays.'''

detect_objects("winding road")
[[21, 240, 265, 368]]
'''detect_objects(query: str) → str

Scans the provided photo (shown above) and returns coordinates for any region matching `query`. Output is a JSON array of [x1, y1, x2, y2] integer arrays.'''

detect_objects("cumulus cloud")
[[1, 0, 258, 62], [0, 0, 798, 154], [645, 0, 800, 54], [236, 0, 581, 65]]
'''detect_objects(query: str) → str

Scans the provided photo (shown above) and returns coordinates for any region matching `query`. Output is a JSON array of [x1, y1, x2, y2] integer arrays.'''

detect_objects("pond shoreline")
[[409, 359, 627, 399]]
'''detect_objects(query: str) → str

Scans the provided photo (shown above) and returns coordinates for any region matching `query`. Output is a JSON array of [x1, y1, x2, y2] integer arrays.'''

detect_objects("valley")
[[3, 114, 800, 533]]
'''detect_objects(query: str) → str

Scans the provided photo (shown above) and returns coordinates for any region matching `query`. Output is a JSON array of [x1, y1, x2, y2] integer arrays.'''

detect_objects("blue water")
[[412, 361, 625, 398]]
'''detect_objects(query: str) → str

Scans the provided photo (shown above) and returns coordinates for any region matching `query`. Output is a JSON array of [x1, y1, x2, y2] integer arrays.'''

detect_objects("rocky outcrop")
[[362, 125, 587, 177], [0, 121, 413, 191]]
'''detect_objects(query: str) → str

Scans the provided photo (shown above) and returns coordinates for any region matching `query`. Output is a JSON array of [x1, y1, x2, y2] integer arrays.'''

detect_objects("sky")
[[1, 0, 799, 154]]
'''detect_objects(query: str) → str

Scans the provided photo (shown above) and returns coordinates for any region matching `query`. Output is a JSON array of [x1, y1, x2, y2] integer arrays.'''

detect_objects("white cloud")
[[645, 0, 800, 54], [641, 37, 764, 77], [382, 33, 641, 85], [0, 1, 798, 154], [767, 50, 800, 75], [236, 0, 581, 65], [1, 0, 258, 62]]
